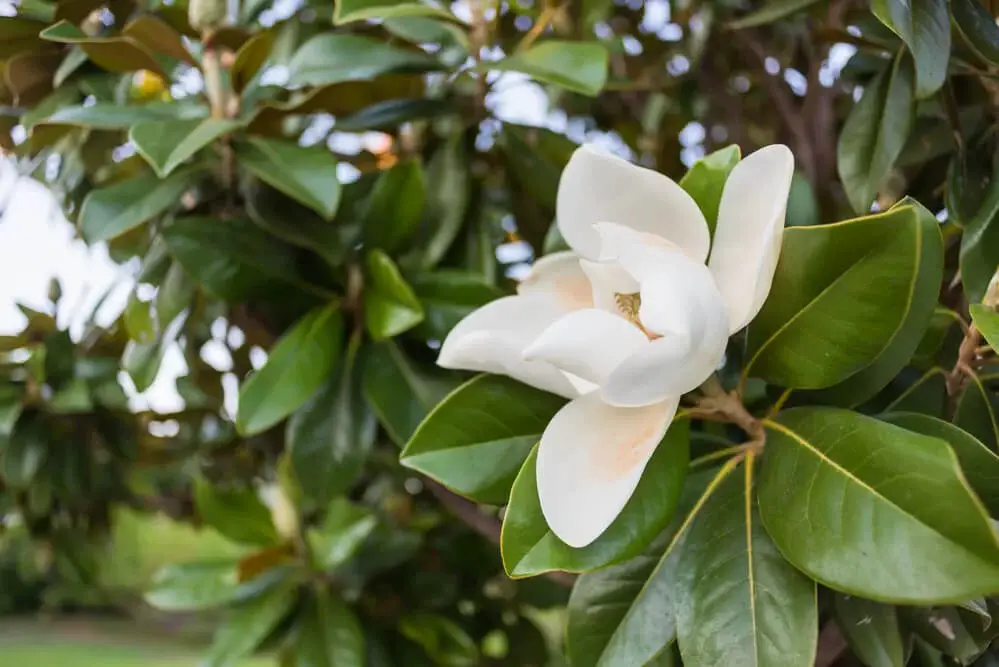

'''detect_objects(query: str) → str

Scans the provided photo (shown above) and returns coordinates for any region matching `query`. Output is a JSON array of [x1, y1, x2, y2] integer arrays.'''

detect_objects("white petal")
[[579, 259, 637, 313], [556, 144, 710, 262], [709, 144, 794, 333], [537, 392, 678, 547], [523, 308, 648, 386], [438, 293, 579, 398], [517, 251, 594, 310]]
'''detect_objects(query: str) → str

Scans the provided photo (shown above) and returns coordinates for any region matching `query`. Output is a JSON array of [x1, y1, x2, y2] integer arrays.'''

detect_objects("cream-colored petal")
[[579, 259, 637, 313], [556, 144, 710, 262], [438, 293, 579, 398], [517, 251, 594, 310], [523, 308, 648, 386], [709, 144, 795, 333], [536, 392, 679, 548]]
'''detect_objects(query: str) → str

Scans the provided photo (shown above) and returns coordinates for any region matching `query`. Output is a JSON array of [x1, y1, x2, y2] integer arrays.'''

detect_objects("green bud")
[[188, 0, 227, 33]]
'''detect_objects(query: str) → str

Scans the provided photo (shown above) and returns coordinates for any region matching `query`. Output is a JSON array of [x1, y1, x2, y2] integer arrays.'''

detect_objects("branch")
[[423, 478, 576, 588], [814, 621, 848, 667]]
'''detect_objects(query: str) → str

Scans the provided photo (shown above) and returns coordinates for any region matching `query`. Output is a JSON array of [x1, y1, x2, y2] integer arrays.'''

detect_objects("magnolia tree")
[[4, 0, 999, 665]]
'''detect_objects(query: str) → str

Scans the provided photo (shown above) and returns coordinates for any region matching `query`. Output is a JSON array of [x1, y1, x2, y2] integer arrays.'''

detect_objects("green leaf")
[[122, 338, 167, 393], [728, 0, 823, 28], [490, 40, 607, 96], [872, 0, 950, 98], [833, 594, 905, 667], [408, 271, 502, 341], [287, 337, 374, 507], [231, 31, 274, 93], [361, 340, 460, 446], [415, 132, 470, 268], [122, 14, 197, 66], [837, 52, 915, 214], [401, 375, 566, 504], [501, 419, 689, 578], [882, 412, 999, 518], [399, 613, 478, 667], [288, 34, 438, 87], [674, 458, 817, 667], [124, 291, 157, 343], [237, 304, 344, 436], [236, 138, 341, 220], [954, 374, 999, 451], [0, 386, 23, 438], [295, 590, 366, 667], [307, 498, 378, 571], [162, 217, 319, 302], [363, 250, 424, 341], [78, 168, 201, 243], [973, 305, 999, 353], [194, 478, 280, 547], [131, 118, 240, 177], [243, 180, 346, 269], [953, 0, 999, 67], [785, 171, 821, 227], [40, 19, 167, 77], [746, 202, 941, 392], [2, 416, 46, 488], [958, 160, 999, 304], [0, 17, 48, 58], [678, 145, 740, 236], [145, 560, 240, 611], [760, 407, 999, 603], [334, 0, 456, 24], [883, 367, 947, 417], [32, 101, 206, 133], [204, 583, 297, 667], [900, 606, 991, 662], [363, 158, 425, 253]]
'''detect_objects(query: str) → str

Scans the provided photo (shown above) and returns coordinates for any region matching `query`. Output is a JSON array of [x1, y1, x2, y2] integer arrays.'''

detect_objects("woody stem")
[[695, 374, 765, 445]]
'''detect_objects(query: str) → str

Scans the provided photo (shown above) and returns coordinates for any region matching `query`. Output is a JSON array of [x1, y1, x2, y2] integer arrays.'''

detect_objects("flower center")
[[614, 292, 660, 340]]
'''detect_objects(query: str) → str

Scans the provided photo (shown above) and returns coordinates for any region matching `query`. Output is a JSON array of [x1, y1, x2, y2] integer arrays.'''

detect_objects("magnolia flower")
[[438, 144, 794, 547]]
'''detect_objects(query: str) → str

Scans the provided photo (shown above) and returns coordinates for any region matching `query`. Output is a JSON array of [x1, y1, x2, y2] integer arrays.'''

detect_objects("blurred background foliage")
[[0, 0, 998, 664]]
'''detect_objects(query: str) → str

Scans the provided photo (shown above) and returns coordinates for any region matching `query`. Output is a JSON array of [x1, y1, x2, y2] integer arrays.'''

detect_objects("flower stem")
[[695, 375, 765, 445]]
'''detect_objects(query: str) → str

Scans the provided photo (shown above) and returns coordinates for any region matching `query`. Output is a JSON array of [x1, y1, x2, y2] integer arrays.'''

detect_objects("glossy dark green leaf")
[[78, 168, 201, 243], [953, 0, 999, 66], [2, 416, 46, 487], [237, 304, 344, 436], [872, 0, 949, 98], [162, 217, 319, 301], [834, 594, 905, 667], [760, 408, 999, 603], [490, 40, 608, 96], [131, 118, 239, 177], [145, 560, 241, 611], [901, 606, 990, 662], [32, 101, 206, 133], [231, 31, 274, 93], [122, 338, 167, 393], [954, 374, 999, 451], [501, 419, 689, 578], [307, 498, 378, 571], [674, 458, 817, 667], [332, 97, 451, 132], [287, 337, 374, 507], [334, 0, 455, 24], [236, 138, 341, 220], [288, 34, 438, 87], [243, 180, 346, 269], [0, 386, 23, 438], [882, 412, 999, 518], [883, 367, 947, 417], [194, 478, 280, 547], [973, 305, 999, 353], [399, 613, 478, 667], [678, 145, 740, 236], [401, 375, 565, 504], [363, 159, 425, 253], [415, 132, 469, 268], [361, 340, 460, 446], [364, 250, 424, 341], [837, 53, 915, 214], [40, 20, 167, 76], [747, 202, 941, 392], [408, 271, 502, 341], [295, 590, 366, 667], [728, 0, 823, 28], [204, 583, 297, 667], [959, 159, 999, 304], [122, 14, 196, 66], [785, 171, 821, 227]]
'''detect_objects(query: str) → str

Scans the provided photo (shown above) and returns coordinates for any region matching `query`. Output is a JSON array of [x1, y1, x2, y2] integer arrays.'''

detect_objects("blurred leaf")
[[194, 477, 280, 547], [872, 0, 950, 98], [122, 338, 167, 392], [145, 560, 241, 611], [237, 138, 341, 220], [40, 20, 167, 77], [334, 0, 456, 24], [401, 375, 564, 504], [2, 416, 46, 488], [954, 374, 999, 451], [399, 613, 478, 667], [364, 250, 424, 341], [237, 304, 344, 436], [408, 271, 501, 341], [332, 97, 451, 132], [901, 606, 990, 662], [678, 144, 740, 236], [972, 305, 999, 353], [362, 340, 459, 446], [204, 583, 297, 667], [287, 337, 375, 507], [295, 590, 366, 667], [124, 291, 156, 343], [157, 261, 195, 327], [287, 34, 438, 87], [728, 0, 823, 28], [0, 17, 48, 58], [953, 0, 999, 66], [415, 132, 469, 268], [78, 168, 201, 243], [834, 594, 905, 667], [761, 408, 999, 602], [244, 179, 346, 269], [785, 171, 821, 227], [0, 386, 23, 438], [837, 52, 915, 214], [123, 14, 197, 66], [307, 498, 378, 571], [364, 158, 425, 253], [501, 420, 689, 578], [232, 31, 274, 93], [491, 40, 608, 96], [131, 118, 240, 177], [958, 160, 999, 304]]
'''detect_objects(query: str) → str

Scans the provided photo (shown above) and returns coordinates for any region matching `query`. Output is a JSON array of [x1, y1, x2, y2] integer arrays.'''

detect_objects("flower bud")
[[985, 268, 999, 310], [188, 0, 227, 33]]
